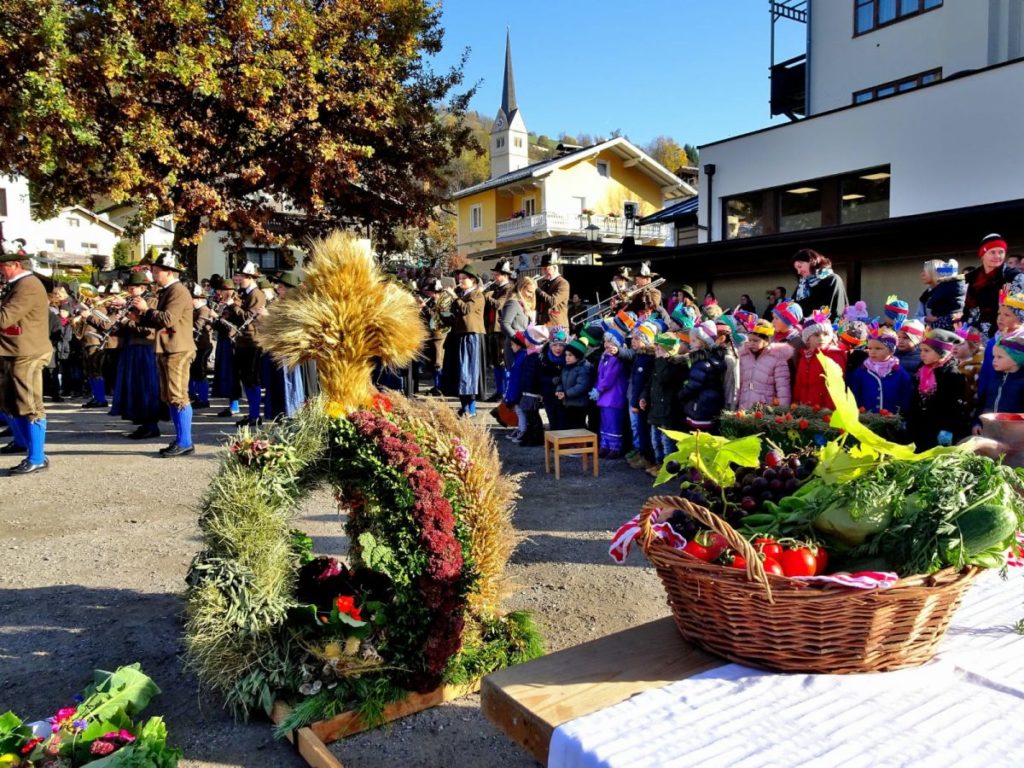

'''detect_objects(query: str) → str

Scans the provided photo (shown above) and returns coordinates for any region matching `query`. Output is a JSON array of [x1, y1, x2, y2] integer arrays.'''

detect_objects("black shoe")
[[81, 399, 104, 409], [485, 392, 503, 403], [161, 443, 195, 457], [194, 400, 210, 409], [0, 442, 25, 454], [126, 426, 161, 440], [9, 458, 49, 475], [159, 441, 178, 454], [217, 407, 240, 417], [0, 427, 11, 438], [426, 387, 443, 397], [236, 416, 262, 428]]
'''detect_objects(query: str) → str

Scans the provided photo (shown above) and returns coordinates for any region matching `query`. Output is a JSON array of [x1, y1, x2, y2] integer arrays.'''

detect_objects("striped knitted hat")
[[867, 323, 898, 351], [524, 324, 550, 347], [921, 328, 960, 356], [690, 320, 718, 348], [654, 333, 681, 351], [604, 328, 625, 347], [883, 295, 909, 328], [839, 320, 868, 348], [997, 332, 1024, 366], [772, 300, 803, 328], [900, 318, 925, 342], [634, 321, 659, 345]]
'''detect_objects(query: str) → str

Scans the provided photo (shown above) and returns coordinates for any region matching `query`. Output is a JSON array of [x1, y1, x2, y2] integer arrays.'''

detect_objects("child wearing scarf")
[[907, 329, 968, 449], [896, 319, 925, 375], [679, 320, 726, 432], [972, 332, 1024, 434], [591, 330, 630, 458], [839, 319, 869, 375], [848, 325, 912, 414], [503, 324, 548, 446], [954, 326, 985, 403], [793, 310, 846, 409], [976, 290, 1024, 403]]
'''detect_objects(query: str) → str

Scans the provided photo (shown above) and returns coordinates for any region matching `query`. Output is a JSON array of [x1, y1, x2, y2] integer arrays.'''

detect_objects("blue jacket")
[[896, 347, 922, 376], [537, 346, 565, 397], [680, 347, 726, 424], [558, 360, 594, 408], [975, 366, 1024, 425], [921, 279, 966, 329], [629, 353, 654, 409], [848, 363, 913, 414], [977, 336, 998, 402], [506, 349, 542, 406]]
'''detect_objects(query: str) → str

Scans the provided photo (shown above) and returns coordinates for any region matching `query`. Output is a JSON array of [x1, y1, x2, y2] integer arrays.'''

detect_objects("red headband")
[[980, 239, 1008, 258]]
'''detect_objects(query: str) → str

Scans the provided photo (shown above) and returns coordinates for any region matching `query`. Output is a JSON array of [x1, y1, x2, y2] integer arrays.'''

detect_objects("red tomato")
[[683, 539, 711, 561], [761, 556, 785, 576], [780, 547, 817, 577], [698, 531, 729, 561], [729, 554, 747, 569], [813, 546, 829, 575], [754, 537, 783, 560]]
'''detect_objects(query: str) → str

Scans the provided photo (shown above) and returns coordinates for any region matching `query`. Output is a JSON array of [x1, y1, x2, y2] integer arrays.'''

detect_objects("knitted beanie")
[[772, 300, 803, 328]]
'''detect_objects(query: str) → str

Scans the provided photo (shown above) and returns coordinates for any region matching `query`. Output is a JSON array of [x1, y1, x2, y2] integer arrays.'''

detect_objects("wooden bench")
[[543, 429, 599, 480], [480, 618, 718, 765]]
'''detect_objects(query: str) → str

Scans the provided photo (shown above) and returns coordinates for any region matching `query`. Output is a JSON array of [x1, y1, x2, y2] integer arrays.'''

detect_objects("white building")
[[0, 175, 124, 269], [620, 1, 1024, 314]]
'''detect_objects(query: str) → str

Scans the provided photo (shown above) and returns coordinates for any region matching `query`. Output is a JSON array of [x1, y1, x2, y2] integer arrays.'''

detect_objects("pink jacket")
[[738, 343, 794, 410]]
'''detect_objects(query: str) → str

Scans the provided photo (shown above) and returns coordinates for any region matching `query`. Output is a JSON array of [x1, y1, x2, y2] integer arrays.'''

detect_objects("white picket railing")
[[495, 211, 666, 241]]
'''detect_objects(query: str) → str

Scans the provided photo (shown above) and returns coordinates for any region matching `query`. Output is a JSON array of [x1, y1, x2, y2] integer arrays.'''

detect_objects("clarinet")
[[97, 291, 152, 349]]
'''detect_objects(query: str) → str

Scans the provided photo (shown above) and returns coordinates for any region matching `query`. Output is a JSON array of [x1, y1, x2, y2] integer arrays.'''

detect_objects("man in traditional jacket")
[[0, 250, 54, 474], [536, 249, 570, 327]]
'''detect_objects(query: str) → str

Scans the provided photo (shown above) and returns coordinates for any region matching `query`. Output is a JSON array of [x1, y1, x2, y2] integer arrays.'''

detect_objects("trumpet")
[[570, 277, 665, 326]]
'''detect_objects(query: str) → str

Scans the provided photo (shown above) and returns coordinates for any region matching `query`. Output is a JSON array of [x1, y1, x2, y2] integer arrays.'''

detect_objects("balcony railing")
[[496, 210, 667, 242]]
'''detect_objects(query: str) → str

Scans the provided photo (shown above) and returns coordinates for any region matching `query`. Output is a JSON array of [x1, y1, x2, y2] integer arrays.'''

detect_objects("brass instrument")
[[97, 291, 152, 349], [570, 277, 666, 327]]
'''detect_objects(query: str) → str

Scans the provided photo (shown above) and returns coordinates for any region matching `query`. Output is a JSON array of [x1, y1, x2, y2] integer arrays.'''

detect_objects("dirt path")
[[0, 398, 670, 767]]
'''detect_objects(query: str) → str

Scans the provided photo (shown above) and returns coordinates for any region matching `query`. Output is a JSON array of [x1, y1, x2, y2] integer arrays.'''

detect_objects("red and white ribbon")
[[792, 571, 899, 589], [609, 510, 687, 564]]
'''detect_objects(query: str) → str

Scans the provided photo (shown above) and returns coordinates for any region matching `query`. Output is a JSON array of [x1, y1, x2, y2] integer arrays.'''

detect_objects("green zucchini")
[[946, 503, 1018, 561]]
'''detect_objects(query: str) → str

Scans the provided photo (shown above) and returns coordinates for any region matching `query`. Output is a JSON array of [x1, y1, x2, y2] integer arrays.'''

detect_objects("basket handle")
[[639, 495, 773, 601]]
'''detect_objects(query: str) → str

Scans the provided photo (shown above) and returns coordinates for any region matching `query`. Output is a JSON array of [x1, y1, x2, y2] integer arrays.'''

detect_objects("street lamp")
[[585, 222, 600, 266]]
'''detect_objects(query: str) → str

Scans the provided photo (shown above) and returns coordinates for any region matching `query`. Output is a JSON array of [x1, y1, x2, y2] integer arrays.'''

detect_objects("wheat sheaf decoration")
[[259, 232, 427, 416]]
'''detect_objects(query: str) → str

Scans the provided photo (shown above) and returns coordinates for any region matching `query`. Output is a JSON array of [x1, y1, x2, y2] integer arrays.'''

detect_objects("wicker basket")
[[640, 495, 981, 674]]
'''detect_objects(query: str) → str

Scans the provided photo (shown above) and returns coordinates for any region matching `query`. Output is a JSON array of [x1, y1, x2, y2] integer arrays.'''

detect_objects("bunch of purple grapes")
[[669, 449, 818, 531]]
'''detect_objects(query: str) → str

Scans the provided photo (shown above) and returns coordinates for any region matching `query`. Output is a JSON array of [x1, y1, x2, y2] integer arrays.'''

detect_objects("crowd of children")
[[495, 253, 1024, 470]]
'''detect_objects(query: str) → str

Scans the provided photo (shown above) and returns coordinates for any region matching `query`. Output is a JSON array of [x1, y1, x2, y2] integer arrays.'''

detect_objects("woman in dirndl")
[[441, 266, 485, 417], [112, 270, 162, 439], [211, 277, 242, 417]]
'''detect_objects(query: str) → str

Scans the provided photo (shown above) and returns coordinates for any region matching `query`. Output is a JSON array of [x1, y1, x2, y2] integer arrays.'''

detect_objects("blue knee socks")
[[26, 418, 45, 464], [91, 378, 108, 405], [7, 415, 27, 450], [229, 398, 240, 414], [176, 404, 193, 448], [196, 381, 209, 403], [493, 367, 507, 396]]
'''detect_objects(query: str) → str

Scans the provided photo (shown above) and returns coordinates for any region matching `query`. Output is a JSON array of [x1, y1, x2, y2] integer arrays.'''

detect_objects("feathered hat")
[[883, 295, 909, 328], [772, 300, 803, 329], [867, 321, 898, 351], [801, 308, 834, 343]]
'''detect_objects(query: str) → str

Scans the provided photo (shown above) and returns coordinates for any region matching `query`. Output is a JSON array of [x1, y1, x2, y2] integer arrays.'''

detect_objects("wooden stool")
[[544, 429, 599, 480]]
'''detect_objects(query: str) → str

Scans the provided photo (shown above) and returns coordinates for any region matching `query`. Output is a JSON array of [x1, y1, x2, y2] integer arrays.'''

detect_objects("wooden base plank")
[[271, 681, 479, 768], [481, 617, 720, 765]]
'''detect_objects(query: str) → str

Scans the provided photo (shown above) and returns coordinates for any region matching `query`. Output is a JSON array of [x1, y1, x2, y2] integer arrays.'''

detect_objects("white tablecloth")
[[549, 571, 1024, 768]]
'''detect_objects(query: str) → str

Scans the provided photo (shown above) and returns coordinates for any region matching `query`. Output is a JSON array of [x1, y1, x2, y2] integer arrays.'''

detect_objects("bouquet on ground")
[[0, 664, 180, 767]]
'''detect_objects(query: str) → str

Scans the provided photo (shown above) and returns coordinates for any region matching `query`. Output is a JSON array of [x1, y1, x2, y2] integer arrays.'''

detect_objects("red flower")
[[21, 737, 44, 755], [753, 411, 763, 419], [858, 406, 866, 413], [335, 595, 355, 614], [822, 414, 831, 423], [371, 393, 393, 412], [879, 408, 891, 416], [774, 416, 784, 424], [349, 606, 362, 621], [798, 418, 809, 430]]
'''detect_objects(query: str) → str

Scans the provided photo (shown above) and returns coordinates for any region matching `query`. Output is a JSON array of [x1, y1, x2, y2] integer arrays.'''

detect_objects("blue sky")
[[429, 0, 807, 149]]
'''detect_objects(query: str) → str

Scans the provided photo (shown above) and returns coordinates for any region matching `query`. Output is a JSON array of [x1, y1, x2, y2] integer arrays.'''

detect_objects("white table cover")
[[549, 571, 1024, 768]]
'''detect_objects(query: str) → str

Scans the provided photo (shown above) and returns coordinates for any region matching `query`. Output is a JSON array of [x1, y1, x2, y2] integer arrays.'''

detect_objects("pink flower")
[[91, 741, 116, 756]]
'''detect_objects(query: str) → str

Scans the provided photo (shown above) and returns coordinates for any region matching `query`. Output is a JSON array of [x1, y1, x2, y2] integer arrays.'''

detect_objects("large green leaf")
[[652, 430, 762, 488], [80, 665, 161, 723]]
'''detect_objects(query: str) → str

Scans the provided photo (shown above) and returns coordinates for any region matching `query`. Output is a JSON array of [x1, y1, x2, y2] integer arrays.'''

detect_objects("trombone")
[[570, 277, 666, 326]]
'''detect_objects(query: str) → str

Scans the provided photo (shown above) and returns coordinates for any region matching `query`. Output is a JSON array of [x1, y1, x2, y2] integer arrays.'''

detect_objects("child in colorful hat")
[[557, 338, 595, 430], [714, 316, 744, 410], [504, 324, 548, 444], [848, 324, 912, 414], [883, 294, 910, 329], [679, 321, 727, 431], [645, 333, 689, 476], [771, 299, 804, 356], [738, 320, 793, 411], [896, 318, 925, 375], [954, 325, 985, 403], [670, 301, 697, 331], [973, 331, 1024, 433], [591, 330, 630, 458], [625, 324, 657, 469], [540, 327, 569, 430], [907, 329, 969, 448], [975, 289, 1024, 404], [794, 309, 846, 410], [838, 319, 869, 375]]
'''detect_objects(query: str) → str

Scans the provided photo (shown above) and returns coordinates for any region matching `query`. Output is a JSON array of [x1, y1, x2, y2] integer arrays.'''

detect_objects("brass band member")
[[77, 293, 110, 409], [485, 258, 516, 401], [234, 261, 267, 427], [190, 283, 214, 409], [0, 249, 54, 474], [211, 277, 242, 417], [441, 266, 485, 417], [419, 278, 451, 396], [628, 261, 663, 312], [535, 250, 570, 327], [608, 266, 632, 314], [134, 251, 197, 457]]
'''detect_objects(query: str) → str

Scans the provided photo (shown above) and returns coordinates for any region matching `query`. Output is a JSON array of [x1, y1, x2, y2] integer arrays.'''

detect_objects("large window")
[[725, 193, 765, 239], [723, 166, 891, 240], [853, 69, 941, 104], [840, 170, 891, 224], [243, 247, 285, 271], [855, 0, 942, 36], [470, 204, 483, 231]]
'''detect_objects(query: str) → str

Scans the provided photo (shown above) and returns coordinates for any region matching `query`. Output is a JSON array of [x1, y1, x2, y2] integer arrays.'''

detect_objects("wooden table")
[[480, 618, 718, 765], [543, 429, 599, 480]]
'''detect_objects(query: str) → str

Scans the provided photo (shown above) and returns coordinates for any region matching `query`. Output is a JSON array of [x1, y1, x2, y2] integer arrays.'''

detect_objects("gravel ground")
[[0, 396, 670, 767]]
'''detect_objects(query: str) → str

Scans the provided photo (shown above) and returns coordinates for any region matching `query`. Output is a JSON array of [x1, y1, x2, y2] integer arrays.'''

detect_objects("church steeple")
[[490, 30, 529, 179]]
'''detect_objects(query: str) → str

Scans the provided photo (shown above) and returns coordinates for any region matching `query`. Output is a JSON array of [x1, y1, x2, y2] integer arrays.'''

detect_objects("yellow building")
[[451, 34, 695, 269]]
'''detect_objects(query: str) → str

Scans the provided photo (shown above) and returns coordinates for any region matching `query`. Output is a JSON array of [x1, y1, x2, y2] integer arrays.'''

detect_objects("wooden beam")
[[623, 157, 642, 168], [481, 617, 719, 765]]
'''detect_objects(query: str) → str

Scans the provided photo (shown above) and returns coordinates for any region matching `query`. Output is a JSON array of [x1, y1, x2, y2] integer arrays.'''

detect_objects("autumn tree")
[[645, 136, 691, 173], [0, 0, 475, 270]]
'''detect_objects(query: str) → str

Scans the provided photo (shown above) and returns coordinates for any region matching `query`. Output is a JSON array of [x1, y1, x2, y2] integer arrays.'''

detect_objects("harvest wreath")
[[184, 234, 542, 738]]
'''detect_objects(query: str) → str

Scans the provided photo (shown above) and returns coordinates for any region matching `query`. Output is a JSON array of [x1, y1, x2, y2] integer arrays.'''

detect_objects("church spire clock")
[[490, 30, 529, 179]]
